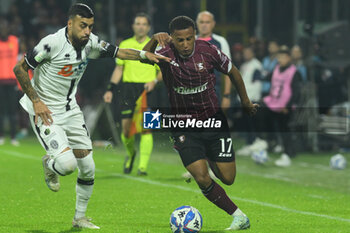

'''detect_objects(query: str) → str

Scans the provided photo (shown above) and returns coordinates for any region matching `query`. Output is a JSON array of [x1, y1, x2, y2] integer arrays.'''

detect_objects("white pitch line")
[[297, 162, 330, 171], [95, 169, 350, 224], [0, 149, 39, 160], [2, 149, 350, 224]]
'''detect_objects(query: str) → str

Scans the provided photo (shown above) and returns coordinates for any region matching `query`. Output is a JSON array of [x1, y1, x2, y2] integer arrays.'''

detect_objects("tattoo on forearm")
[[123, 49, 142, 60], [14, 62, 39, 102]]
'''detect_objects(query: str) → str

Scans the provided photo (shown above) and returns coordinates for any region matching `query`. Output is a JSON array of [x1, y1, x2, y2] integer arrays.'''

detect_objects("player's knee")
[[54, 149, 77, 176], [193, 173, 212, 188], [77, 151, 95, 180], [221, 174, 236, 186], [73, 149, 91, 158]]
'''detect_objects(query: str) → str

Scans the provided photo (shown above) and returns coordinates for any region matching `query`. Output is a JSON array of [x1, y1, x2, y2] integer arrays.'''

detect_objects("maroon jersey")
[[156, 40, 232, 120]]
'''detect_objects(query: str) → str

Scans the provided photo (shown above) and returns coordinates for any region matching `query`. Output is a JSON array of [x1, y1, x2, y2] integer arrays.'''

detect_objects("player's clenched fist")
[[242, 101, 259, 116]]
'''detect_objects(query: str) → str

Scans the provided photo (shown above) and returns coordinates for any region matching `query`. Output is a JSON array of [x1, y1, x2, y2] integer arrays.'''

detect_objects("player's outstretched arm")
[[13, 58, 53, 125], [117, 48, 170, 63], [228, 65, 259, 116]]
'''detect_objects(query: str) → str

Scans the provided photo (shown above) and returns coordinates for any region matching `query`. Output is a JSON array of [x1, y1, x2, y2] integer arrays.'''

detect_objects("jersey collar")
[[65, 27, 71, 44]]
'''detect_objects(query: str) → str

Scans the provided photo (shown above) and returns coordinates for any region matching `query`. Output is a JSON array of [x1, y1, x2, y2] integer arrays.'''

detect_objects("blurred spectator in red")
[[0, 18, 19, 146]]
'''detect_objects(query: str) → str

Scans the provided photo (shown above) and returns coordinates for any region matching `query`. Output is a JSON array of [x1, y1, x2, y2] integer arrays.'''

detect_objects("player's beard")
[[72, 34, 89, 48]]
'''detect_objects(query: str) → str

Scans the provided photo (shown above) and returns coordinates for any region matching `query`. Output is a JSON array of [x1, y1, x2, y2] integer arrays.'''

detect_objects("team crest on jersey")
[[50, 140, 59, 150], [196, 62, 205, 71]]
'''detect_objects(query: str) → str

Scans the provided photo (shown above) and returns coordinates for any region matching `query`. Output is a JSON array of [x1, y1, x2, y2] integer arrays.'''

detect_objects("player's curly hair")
[[169, 16, 195, 33], [68, 3, 94, 19]]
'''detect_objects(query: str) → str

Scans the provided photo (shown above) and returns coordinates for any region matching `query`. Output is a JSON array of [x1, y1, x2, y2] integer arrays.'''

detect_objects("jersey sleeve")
[[24, 34, 56, 69], [88, 33, 119, 59], [208, 43, 232, 75]]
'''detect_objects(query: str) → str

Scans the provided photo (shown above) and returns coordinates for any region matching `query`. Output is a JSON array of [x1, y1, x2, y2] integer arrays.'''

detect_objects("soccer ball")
[[330, 154, 347, 170], [251, 150, 269, 164], [170, 206, 202, 233]]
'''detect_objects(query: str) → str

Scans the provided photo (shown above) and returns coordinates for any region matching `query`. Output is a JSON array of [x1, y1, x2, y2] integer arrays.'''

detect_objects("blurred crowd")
[[0, 0, 348, 157]]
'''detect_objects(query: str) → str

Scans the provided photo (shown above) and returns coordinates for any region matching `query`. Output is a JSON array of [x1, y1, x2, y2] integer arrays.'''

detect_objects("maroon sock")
[[201, 180, 237, 215]]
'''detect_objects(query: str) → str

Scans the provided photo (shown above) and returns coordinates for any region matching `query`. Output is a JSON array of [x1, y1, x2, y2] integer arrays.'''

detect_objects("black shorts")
[[120, 82, 146, 119], [172, 111, 235, 167]]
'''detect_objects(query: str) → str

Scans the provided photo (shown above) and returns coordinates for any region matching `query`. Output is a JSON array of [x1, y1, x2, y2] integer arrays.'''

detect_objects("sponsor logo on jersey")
[[57, 59, 89, 77], [218, 152, 232, 157], [64, 53, 70, 61], [173, 82, 208, 95], [58, 65, 73, 77]]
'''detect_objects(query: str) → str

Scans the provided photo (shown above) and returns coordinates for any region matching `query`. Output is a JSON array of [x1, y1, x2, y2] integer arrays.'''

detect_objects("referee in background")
[[104, 13, 161, 176]]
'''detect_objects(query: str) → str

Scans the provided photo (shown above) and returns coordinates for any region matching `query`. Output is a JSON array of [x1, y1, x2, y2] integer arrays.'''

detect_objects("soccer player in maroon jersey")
[[143, 16, 258, 230]]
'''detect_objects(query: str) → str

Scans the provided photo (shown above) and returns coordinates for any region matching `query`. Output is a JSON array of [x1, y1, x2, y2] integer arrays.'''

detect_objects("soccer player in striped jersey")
[[182, 10, 234, 180], [13, 3, 169, 229], [143, 16, 258, 231]]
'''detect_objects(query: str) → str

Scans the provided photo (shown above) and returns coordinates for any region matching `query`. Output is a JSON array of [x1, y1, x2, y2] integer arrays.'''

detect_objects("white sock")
[[232, 208, 246, 217], [74, 152, 95, 219], [75, 181, 93, 219]]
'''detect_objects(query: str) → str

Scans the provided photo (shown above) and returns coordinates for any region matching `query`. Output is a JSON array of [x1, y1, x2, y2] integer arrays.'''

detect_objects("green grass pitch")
[[0, 135, 349, 233]]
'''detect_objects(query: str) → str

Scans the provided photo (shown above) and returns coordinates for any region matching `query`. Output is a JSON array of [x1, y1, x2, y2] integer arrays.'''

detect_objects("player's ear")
[[68, 18, 73, 30]]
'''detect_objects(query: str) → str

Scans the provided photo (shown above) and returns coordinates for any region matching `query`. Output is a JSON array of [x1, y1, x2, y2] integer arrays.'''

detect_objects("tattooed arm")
[[13, 58, 53, 125], [117, 48, 170, 63], [13, 58, 40, 102]]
